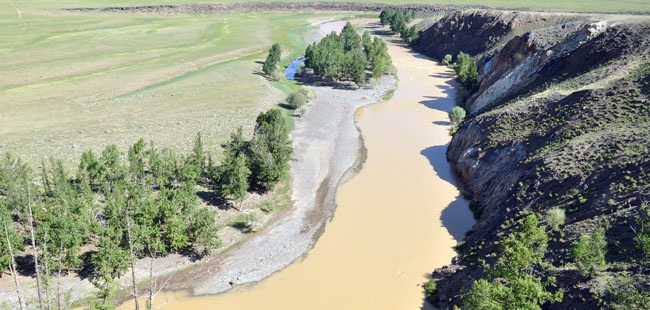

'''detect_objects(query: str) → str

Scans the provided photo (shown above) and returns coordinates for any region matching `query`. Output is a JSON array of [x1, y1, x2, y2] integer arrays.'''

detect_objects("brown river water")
[[119, 36, 473, 310]]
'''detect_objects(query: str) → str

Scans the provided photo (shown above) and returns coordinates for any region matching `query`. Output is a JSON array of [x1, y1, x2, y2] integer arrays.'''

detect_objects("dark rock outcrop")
[[417, 10, 650, 309]]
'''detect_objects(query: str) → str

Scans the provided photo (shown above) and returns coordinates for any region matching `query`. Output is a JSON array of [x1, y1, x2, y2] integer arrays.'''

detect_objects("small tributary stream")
[[121, 30, 474, 310]]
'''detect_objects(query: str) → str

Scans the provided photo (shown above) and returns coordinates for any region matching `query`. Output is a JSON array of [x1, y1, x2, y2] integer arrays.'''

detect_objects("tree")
[[379, 9, 395, 26], [0, 199, 24, 310], [455, 52, 479, 88], [463, 278, 508, 310], [369, 37, 392, 78], [462, 215, 562, 310], [492, 214, 549, 279], [79, 150, 103, 189], [91, 225, 129, 310], [128, 139, 147, 181], [348, 49, 367, 85], [248, 109, 293, 189], [573, 226, 607, 277], [217, 150, 251, 211], [262, 43, 281, 77], [362, 31, 372, 54], [341, 21, 362, 52], [0, 154, 45, 309], [401, 25, 419, 44], [608, 273, 650, 310]]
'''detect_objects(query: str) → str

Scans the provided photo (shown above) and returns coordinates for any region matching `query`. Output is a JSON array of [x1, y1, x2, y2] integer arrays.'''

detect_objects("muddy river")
[[119, 31, 473, 310]]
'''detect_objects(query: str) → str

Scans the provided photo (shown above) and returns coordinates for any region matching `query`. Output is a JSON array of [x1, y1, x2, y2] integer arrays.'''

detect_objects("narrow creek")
[[122, 33, 474, 310]]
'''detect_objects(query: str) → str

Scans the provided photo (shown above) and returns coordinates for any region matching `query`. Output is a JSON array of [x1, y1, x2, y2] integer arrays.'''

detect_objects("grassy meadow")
[[1, 2, 343, 167]]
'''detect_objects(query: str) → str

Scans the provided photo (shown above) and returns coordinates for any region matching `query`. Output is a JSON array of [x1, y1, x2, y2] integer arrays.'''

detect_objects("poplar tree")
[[263, 43, 281, 77]]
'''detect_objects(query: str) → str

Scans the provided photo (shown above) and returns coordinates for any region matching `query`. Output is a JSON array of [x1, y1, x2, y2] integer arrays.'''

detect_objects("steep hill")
[[415, 10, 650, 309]]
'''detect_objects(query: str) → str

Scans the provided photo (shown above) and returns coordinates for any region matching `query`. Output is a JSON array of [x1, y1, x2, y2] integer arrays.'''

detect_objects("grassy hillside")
[[1, 4, 339, 166]]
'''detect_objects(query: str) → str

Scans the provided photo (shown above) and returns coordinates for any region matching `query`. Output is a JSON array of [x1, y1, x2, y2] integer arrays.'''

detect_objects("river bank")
[[161, 71, 397, 298], [132, 21, 473, 309]]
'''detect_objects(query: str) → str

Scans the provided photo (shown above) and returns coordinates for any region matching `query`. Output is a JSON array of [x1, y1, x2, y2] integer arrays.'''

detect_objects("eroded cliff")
[[416, 10, 650, 309]]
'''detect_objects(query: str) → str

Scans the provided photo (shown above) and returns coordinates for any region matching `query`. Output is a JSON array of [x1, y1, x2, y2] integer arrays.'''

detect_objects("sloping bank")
[[414, 9, 650, 309]]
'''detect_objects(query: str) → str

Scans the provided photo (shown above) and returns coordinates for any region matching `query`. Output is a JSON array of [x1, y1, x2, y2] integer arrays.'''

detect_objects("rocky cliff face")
[[416, 10, 650, 309]]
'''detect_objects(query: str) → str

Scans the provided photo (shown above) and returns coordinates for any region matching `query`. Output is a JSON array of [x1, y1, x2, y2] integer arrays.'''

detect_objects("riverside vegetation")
[[0, 108, 292, 310], [304, 22, 393, 85]]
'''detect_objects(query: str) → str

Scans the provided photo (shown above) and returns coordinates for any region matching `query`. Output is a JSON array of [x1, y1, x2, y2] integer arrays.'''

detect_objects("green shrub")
[[298, 86, 315, 101], [449, 106, 467, 124], [546, 207, 566, 232], [423, 279, 438, 303], [454, 52, 478, 88], [243, 210, 265, 232], [442, 54, 453, 66], [286, 92, 307, 110], [573, 226, 607, 277]]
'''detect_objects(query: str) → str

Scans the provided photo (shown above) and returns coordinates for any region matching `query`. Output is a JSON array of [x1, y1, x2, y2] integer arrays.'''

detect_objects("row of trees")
[[305, 22, 392, 85], [379, 9, 419, 44], [0, 109, 293, 309]]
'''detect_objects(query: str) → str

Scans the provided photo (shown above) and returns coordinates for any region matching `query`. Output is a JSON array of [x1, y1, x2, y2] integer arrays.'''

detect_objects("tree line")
[[0, 109, 292, 309], [379, 9, 419, 44], [304, 22, 393, 85]]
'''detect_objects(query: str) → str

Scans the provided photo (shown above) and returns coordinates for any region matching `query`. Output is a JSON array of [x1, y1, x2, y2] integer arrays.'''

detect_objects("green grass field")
[[1, 2, 344, 166]]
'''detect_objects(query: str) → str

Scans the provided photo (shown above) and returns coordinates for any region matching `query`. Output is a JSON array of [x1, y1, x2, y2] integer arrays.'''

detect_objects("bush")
[[546, 207, 566, 232], [423, 279, 438, 303], [243, 210, 265, 233], [454, 52, 478, 88], [573, 226, 607, 277], [299, 86, 315, 101], [286, 92, 307, 110], [449, 106, 466, 124], [442, 54, 453, 66]]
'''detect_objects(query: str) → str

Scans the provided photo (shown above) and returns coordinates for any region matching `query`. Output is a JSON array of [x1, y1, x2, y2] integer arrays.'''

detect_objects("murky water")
[[119, 39, 473, 310]]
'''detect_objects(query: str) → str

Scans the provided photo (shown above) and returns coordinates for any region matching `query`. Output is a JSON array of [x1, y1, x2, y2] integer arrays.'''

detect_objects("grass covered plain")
[[1, 2, 340, 166], [10, 0, 650, 13]]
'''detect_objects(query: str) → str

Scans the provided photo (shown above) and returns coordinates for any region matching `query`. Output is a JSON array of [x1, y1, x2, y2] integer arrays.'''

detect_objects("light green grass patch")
[[0, 7, 346, 166]]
